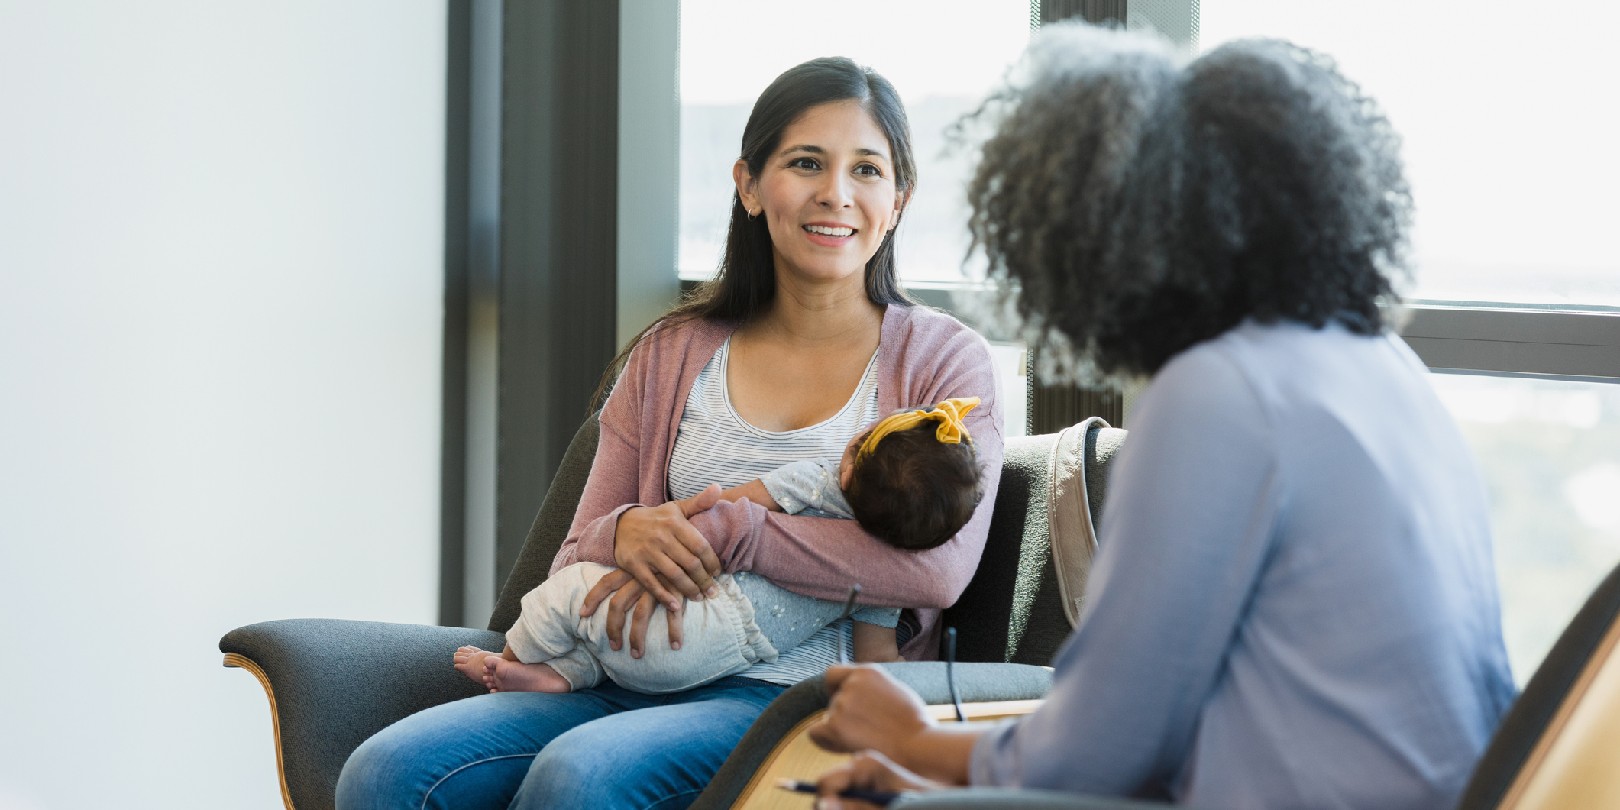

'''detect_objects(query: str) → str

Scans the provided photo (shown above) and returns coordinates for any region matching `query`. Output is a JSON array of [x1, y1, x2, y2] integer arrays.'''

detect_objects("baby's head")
[[840, 397, 985, 551]]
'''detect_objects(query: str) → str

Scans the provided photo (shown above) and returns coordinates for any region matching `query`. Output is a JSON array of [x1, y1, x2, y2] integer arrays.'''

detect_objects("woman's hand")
[[812, 665, 980, 787], [813, 750, 945, 810], [810, 665, 934, 755], [607, 484, 724, 609], [577, 568, 687, 658], [579, 485, 723, 655]]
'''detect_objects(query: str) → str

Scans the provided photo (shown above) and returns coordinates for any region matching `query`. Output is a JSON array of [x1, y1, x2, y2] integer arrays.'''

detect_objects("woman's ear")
[[733, 159, 759, 216], [890, 185, 913, 231]]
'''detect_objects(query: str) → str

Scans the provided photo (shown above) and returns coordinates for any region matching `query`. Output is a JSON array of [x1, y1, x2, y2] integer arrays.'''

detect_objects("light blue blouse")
[[971, 320, 1517, 808]]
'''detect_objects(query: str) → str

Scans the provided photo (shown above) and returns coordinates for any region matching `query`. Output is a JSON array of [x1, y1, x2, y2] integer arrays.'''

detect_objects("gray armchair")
[[220, 415, 1127, 809]]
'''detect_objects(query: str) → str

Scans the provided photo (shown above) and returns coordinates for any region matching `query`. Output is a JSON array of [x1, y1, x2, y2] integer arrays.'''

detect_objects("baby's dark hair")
[[844, 424, 984, 550]]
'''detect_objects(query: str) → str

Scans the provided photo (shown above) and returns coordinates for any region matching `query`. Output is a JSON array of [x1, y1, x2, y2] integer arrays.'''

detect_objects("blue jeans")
[[335, 675, 785, 809]]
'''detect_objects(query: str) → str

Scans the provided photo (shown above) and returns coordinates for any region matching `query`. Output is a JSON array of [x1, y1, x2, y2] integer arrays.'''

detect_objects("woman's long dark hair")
[[592, 57, 918, 409]]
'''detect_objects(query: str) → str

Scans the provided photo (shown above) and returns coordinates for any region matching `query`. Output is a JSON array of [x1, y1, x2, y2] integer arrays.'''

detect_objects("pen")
[[775, 778, 900, 807]]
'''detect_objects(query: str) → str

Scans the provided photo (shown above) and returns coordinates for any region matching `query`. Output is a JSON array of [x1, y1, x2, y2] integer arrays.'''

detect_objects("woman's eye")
[[787, 157, 820, 170], [855, 163, 884, 178]]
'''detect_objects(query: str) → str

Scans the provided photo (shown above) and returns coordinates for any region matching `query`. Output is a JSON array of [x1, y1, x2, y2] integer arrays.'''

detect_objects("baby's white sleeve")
[[760, 458, 852, 518]]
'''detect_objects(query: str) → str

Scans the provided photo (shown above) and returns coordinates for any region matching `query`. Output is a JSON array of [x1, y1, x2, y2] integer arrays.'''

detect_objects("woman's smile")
[[802, 221, 859, 247]]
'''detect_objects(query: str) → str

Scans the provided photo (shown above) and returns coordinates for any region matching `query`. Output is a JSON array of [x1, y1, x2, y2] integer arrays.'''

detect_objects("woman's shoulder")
[[1148, 320, 1405, 430], [634, 315, 735, 357], [884, 303, 987, 351], [880, 304, 999, 402], [1159, 321, 1328, 379], [615, 316, 735, 399]]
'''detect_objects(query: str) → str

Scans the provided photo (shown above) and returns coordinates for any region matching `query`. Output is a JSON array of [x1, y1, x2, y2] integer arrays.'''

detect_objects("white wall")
[[0, 3, 445, 808]]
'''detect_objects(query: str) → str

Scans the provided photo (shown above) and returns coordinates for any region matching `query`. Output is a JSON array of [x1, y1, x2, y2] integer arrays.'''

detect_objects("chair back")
[[488, 412, 601, 632], [1457, 560, 1620, 809], [946, 419, 1126, 665]]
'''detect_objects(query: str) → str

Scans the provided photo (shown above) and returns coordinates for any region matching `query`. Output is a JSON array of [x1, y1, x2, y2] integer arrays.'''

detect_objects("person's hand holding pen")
[[783, 751, 941, 809], [807, 665, 986, 805]]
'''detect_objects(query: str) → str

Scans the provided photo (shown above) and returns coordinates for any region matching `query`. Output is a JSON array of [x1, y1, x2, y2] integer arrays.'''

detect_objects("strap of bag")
[[1047, 416, 1110, 628]]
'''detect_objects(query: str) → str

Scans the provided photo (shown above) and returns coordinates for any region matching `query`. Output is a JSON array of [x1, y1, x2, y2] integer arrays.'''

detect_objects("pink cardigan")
[[552, 303, 1005, 660]]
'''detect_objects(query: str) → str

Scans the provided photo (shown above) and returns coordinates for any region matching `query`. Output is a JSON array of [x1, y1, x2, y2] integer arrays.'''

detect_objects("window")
[[1198, 1, 1620, 307], [677, 0, 1033, 284], [1432, 373, 1620, 681]]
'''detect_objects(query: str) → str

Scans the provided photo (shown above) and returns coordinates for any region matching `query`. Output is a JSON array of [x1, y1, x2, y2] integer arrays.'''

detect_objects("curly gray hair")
[[964, 23, 1412, 380]]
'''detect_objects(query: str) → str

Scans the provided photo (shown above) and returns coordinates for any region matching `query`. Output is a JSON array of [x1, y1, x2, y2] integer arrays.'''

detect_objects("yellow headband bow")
[[858, 397, 981, 460]]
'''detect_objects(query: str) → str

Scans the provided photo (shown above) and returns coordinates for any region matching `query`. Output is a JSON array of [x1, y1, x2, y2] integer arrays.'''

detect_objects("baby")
[[454, 397, 984, 694]]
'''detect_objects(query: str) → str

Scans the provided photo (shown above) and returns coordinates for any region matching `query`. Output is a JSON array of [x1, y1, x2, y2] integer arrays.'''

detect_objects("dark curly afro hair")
[[963, 23, 1412, 380]]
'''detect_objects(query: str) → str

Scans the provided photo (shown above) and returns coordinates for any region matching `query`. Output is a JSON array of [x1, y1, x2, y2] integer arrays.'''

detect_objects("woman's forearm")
[[691, 502, 966, 607], [895, 725, 983, 787]]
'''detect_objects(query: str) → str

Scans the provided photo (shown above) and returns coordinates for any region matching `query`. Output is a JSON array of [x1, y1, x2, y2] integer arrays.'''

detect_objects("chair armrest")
[[888, 661, 1054, 706], [220, 619, 504, 810], [693, 662, 1054, 810], [896, 789, 1169, 809]]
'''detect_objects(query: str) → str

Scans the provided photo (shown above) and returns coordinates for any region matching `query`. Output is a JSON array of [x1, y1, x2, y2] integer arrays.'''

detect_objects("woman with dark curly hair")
[[809, 23, 1516, 810]]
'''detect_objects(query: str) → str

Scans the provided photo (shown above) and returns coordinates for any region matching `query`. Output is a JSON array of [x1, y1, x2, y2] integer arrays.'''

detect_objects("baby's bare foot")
[[485, 657, 572, 694], [453, 646, 498, 685]]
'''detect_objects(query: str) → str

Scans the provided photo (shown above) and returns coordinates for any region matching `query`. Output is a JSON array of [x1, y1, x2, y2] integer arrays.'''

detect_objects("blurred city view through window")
[[1433, 374, 1620, 681], [1199, 1, 1620, 308]]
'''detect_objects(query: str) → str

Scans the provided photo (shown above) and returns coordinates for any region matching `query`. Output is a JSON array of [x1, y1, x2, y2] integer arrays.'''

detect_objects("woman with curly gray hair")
[[808, 23, 1516, 810]]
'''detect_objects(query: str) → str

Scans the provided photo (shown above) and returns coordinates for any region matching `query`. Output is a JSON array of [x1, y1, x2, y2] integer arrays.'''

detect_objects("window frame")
[[1402, 305, 1620, 382]]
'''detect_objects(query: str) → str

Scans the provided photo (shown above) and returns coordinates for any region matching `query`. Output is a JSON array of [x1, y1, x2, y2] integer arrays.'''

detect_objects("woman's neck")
[[726, 275, 886, 433], [753, 276, 884, 345]]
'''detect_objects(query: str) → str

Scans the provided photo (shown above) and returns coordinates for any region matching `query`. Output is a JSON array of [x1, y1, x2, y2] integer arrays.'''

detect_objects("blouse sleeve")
[[689, 326, 1004, 610], [549, 336, 654, 575], [969, 346, 1279, 794]]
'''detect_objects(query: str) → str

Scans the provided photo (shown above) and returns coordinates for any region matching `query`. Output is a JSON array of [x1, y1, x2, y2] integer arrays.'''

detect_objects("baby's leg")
[[733, 575, 854, 654], [452, 645, 501, 685], [507, 563, 619, 690], [484, 654, 573, 693]]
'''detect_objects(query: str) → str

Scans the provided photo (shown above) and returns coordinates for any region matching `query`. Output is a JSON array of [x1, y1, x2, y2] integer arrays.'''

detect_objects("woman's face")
[[736, 100, 905, 289]]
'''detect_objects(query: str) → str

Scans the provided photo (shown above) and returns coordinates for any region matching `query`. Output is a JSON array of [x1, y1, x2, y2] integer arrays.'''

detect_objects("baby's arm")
[[680, 459, 844, 517], [852, 621, 902, 663], [718, 479, 784, 512], [758, 458, 851, 518]]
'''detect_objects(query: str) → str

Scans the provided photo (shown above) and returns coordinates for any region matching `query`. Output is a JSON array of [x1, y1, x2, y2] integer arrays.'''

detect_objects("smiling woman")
[[335, 55, 1003, 810]]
